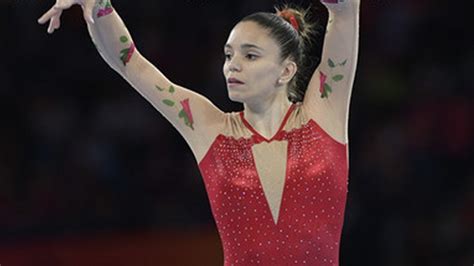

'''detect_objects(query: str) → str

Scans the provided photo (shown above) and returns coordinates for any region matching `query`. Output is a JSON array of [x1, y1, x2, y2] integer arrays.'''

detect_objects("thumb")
[[54, 0, 76, 10], [82, 3, 95, 24]]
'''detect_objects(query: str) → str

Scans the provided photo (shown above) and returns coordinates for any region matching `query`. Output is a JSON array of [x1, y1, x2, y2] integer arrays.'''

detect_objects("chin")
[[227, 91, 245, 103]]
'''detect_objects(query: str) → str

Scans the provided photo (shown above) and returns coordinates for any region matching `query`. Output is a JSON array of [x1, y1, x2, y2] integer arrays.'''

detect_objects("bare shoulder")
[[187, 110, 228, 164], [301, 102, 348, 145], [189, 110, 251, 164], [173, 97, 231, 164]]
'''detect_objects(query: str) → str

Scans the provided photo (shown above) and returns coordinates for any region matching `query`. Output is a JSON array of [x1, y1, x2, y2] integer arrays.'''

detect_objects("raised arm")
[[302, 0, 360, 144], [38, 0, 225, 160]]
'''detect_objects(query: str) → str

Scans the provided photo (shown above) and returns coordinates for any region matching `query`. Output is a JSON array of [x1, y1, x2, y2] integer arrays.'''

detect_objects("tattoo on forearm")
[[179, 99, 194, 130], [97, 0, 113, 18], [119, 36, 135, 66], [155, 85, 195, 130], [320, 58, 347, 99]]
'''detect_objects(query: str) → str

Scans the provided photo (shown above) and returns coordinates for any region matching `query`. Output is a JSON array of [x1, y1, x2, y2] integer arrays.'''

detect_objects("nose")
[[228, 57, 242, 72]]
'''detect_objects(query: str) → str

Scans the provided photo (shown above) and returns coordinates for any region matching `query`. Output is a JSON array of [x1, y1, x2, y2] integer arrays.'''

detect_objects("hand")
[[37, 0, 96, 34], [320, 0, 359, 12]]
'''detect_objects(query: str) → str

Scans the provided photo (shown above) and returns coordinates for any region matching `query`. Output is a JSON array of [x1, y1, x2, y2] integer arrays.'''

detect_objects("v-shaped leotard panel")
[[198, 102, 349, 266]]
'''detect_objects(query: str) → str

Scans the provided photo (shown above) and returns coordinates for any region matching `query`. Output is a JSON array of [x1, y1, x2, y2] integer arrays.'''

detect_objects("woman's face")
[[223, 21, 287, 104]]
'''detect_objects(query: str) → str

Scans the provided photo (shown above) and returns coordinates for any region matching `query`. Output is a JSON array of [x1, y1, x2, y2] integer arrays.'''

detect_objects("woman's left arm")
[[303, 0, 360, 142]]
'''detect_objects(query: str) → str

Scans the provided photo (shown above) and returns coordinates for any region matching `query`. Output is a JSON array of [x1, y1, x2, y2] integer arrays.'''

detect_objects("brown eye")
[[246, 54, 258, 60]]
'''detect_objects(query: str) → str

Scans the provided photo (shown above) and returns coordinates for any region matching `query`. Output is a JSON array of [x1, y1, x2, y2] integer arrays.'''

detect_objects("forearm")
[[85, 0, 138, 76], [318, 1, 359, 100]]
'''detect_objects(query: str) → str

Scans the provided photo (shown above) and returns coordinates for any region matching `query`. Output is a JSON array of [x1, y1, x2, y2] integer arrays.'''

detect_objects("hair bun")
[[275, 6, 314, 41]]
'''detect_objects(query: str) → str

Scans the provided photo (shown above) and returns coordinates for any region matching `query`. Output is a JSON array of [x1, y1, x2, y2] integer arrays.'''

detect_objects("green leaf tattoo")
[[163, 99, 175, 107], [154, 85, 195, 130], [319, 58, 348, 98], [328, 58, 336, 68], [120, 36, 128, 43], [169, 85, 175, 93], [332, 75, 344, 82], [324, 83, 333, 93]]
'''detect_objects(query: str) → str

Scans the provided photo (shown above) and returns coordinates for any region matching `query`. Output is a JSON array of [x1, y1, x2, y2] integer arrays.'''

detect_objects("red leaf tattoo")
[[180, 99, 194, 129], [120, 43, 136, 66], [319, 71, 327, 95], [97, 0, 113, 18]]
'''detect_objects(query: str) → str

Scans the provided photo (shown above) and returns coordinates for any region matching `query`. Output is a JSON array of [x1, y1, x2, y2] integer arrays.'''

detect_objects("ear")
[[278, 59, 298, 85]]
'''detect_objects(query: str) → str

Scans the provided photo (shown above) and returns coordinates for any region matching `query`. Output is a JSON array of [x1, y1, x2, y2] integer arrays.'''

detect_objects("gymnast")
[[38, 0, 360, 264]]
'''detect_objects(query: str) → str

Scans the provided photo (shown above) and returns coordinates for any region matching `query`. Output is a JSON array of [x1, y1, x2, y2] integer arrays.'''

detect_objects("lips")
[[227, 78, 244, 84]]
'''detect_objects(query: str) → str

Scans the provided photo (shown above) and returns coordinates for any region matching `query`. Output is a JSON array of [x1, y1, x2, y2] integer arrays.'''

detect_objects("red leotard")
[[198, 102, 349, 266]]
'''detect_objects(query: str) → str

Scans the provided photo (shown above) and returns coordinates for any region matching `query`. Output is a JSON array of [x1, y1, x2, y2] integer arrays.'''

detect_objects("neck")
[[243, 91, 293, 139]]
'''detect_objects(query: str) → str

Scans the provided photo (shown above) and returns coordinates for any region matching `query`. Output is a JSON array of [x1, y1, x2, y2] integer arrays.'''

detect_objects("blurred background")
[[0, 0, 473, 265]]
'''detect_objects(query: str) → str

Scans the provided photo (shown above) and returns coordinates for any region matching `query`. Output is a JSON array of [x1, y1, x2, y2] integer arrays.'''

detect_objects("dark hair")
[[240, 5, 317, 103]]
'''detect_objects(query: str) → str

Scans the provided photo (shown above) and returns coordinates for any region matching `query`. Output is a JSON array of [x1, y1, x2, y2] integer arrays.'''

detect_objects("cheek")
[[222, 63, 227, 75], [252, 63, 279, 84]]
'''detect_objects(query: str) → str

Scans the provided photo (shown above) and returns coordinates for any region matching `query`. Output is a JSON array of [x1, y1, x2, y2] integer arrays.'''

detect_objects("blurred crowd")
[[0, 0, 472, 265]]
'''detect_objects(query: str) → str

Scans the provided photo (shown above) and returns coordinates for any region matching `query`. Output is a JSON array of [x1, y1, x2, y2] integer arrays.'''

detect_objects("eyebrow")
[[224, 43, 263, 51]]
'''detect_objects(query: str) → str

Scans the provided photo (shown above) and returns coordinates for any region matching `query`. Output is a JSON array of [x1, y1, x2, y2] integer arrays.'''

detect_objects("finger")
[[52, 12, 62, 30], [47, 12, 61, 34], [38, 6, 60, 24], [47, 16, 56, 34], [47, 18, 54, 34]]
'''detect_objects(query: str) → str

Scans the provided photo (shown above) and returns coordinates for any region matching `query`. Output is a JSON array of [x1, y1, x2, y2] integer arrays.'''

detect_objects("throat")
[[242, 101, 294, 141]]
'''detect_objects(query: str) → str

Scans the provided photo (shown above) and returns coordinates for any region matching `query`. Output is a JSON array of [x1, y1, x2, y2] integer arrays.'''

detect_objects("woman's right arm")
[[38, 0, 225, 157]]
